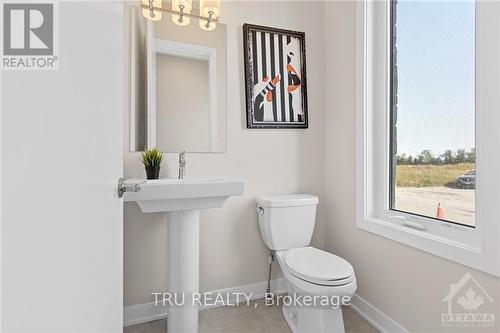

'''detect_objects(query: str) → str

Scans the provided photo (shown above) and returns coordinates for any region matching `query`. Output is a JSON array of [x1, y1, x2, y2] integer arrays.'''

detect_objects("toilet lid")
[[284, 247, 354, 286]]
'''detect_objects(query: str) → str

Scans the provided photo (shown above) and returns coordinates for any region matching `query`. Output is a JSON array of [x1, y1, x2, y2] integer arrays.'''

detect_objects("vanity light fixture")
[[141, 0, 162, 21], [172, 0, 192, 26], [140, 0, 221, 31]]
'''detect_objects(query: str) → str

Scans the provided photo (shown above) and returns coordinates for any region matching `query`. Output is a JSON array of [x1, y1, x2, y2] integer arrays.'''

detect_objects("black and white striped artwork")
[[243, 24, 308, 129]]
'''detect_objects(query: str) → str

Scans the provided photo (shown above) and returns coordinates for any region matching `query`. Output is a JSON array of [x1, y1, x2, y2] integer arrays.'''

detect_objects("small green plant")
[[140, 148, 164, 167]]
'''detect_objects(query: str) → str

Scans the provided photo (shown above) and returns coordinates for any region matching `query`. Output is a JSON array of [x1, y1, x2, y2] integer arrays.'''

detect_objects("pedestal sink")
[[122, 177, 246, 333]]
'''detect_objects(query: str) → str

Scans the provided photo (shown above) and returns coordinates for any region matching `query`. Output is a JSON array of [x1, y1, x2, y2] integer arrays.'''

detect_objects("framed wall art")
[[243, 24, 308, 129]]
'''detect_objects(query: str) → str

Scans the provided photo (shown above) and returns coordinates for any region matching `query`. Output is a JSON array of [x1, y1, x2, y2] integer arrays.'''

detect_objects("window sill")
[[358, 216, 480, 256], [355, 215, 500, 277], [356, 205, 500, 277]]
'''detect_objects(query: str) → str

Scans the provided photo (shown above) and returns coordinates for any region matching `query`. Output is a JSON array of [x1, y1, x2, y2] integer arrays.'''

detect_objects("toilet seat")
[[284, 247, 354, 286]]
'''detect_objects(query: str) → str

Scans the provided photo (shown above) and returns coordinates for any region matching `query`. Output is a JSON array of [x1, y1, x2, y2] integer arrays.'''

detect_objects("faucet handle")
[[179, 150, 186, 164], [178, 151, 186, 180]]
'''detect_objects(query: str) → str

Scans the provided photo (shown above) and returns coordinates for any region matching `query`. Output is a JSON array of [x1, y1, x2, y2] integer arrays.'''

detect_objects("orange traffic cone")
[[436, 202, 444, 219]]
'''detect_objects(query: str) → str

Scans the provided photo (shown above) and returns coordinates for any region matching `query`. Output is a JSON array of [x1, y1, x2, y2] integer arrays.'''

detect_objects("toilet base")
[[281, 300, 345, 333], [273, 250, 355, 333]]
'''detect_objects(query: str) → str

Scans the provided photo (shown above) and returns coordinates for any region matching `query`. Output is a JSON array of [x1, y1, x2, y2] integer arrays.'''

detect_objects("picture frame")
[[243, 24, 308, 129]]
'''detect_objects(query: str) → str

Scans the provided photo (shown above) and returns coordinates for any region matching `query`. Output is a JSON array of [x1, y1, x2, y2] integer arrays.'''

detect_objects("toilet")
[[256, 194, 356, 333]]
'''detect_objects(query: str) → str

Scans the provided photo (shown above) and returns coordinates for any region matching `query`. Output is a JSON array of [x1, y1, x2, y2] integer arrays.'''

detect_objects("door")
[[1, 2, 124, 331]]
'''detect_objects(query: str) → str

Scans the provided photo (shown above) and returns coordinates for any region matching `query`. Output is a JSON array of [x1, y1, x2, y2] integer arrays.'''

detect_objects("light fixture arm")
[[177, 4, 185, 24], [147, 0, 156, 19], [205, 10, 214, 29]]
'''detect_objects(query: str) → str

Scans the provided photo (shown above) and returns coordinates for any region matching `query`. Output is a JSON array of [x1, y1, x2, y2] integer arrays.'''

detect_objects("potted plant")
[[140, 148, 164, 180]]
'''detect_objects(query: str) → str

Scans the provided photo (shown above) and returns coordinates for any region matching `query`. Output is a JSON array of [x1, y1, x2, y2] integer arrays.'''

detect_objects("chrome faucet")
[[178, 150, 186, 179]]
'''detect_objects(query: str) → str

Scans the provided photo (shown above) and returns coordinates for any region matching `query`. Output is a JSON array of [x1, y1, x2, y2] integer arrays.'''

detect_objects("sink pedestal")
[[167, 210, 200, 333], [122, 177, 246, 333]]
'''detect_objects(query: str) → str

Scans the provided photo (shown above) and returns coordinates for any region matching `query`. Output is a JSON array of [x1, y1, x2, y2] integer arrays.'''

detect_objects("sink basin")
[[122, 176, 245, 333], [123, 177, 246, 212]]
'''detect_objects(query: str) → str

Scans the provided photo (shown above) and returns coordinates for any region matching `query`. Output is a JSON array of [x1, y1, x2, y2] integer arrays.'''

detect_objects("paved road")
[[395, 186, 475, 226]]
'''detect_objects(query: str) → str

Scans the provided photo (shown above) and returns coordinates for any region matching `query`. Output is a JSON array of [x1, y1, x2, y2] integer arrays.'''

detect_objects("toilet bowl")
[[276, 247, 357, 333], [256, 194, 356, 333]]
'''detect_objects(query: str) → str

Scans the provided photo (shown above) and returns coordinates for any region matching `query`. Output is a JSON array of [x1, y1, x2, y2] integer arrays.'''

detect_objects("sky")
[[395, 0, 475, 157]]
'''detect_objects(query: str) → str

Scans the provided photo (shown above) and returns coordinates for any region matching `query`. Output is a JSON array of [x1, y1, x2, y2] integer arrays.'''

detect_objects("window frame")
[[356, 0, 500, 277]]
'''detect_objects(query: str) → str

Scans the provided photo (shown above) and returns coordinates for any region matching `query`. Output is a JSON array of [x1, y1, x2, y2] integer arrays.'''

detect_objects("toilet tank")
[[256, 194, 319, 250]]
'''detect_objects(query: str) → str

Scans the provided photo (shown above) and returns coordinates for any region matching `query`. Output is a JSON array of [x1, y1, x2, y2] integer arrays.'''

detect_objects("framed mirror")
[[130, 5, 227, 153]]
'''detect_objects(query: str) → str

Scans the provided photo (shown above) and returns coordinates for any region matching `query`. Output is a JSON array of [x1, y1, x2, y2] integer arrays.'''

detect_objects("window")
[[356, 0, 500, 276], [389, 1, 476, 228]]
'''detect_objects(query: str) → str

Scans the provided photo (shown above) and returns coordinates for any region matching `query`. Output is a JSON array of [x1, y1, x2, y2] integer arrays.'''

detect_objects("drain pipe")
[[265, 250, 275, 305]]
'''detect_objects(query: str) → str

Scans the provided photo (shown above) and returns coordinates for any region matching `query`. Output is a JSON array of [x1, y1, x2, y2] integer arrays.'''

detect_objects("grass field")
[[395, 163, 475, 187]]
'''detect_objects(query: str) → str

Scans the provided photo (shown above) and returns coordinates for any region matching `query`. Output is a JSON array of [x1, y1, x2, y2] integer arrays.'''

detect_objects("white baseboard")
[[123, 278, 287, 327], [124, 279, 409, 333], [350, 294, 409, 333]]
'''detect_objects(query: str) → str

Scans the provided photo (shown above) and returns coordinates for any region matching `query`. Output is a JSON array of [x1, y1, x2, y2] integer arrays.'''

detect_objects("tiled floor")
[[124, 299, 379, 333]]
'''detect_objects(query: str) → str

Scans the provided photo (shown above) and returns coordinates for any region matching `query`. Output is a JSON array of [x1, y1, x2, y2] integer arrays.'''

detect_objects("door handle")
[[118, 177, 142, 198]]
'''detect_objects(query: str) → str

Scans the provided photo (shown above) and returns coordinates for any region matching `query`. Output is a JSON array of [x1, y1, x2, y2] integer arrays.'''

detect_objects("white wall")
[[1, 2, 124, 331], [322, 2, 500, 332], [124, 1, 326, 307]]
